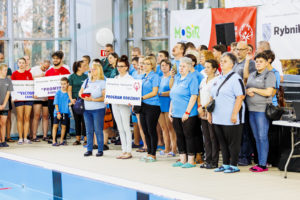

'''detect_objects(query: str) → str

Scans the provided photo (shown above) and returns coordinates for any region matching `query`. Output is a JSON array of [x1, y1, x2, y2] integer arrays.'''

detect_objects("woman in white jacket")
[[112, 55, 134, 159]]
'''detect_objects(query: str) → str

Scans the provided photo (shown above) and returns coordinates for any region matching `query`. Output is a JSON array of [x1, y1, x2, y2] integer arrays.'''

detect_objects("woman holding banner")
[[11, 58, 34, 145], [112, 55, 133, 159], [139, 56, 161, 162], [79, 63, 106, 157]]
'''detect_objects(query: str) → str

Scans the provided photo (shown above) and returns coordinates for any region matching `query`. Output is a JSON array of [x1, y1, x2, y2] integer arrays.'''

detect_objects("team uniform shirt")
[[132, 70, 144, 80], [271, 68, 281, 106], [199, 76, 217, 107], [158, 75, 171, 112], [69, 73, 88, 99], [195, 64, 205, 73], [30, 66, 45, 77], [246, 69, 276, 112], [108, 67, 119, 78], [211, 71, 245, 125], [11, 70, 33, 80], [45, 66, 70, 100], [233, 59, 256, 79], [0, 78, 13, 110], [142, 71, 160, 106], [53, 90, 70, 117], [82, 79, 106, 110], [170, 73, 198, 118], [49, 64, 70, 71], [156, 65, 163, 77], [129, 64, 136, 75], [272, 58, 284, 76], [101, 58, 114, 78], [191, 70, 204, 86]]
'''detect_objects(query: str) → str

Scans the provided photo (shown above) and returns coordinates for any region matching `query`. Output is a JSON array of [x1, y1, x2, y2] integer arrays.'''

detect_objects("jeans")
[[139, 103, 161, 156], [112, 104, 132, 153], [249, 111, 269, 166], [84, 108, 105, 152]]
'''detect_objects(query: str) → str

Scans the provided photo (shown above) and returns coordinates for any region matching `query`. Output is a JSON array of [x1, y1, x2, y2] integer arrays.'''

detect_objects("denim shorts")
[[14, 101, 34, 107], [0, 110, 8, 116], [53, 114, 69, 126]]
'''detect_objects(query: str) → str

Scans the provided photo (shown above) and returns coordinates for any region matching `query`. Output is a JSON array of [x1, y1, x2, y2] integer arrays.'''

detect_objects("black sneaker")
[[103, 144, 109, 151], [2, 142, 9, 147], [96, 151, 103, 157], [84, 151, 92, 157]]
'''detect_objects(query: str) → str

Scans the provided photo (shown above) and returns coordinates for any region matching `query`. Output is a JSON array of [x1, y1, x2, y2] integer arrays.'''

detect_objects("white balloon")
[[96, 28, 114, 47]]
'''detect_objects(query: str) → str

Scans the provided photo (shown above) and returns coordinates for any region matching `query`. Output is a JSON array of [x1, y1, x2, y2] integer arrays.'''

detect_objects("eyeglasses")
[[117, 65, 127, 68]]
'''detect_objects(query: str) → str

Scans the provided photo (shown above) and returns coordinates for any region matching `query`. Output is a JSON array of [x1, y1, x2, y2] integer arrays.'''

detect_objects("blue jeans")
[[249, 111, 269, 166], [84, 108, 105, 152]]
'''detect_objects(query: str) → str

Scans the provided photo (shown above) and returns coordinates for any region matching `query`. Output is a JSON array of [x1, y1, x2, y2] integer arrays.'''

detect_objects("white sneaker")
[[18, 139, 23, 145], [24, 139, 32, 144]]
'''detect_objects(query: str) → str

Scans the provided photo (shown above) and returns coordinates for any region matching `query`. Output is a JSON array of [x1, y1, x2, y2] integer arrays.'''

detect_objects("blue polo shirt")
[[129, 64, 136, 75], [142, 71, 160, 106], [82, 79, 106, 110], [132, 70, 144, 80], [53, 90, 70, 117], [156, 65, 163, 77], [195, 64, 205, 73], [170, 73, 198, 118], [272, 68, 280, 106], [158, 76, 171, 112], [191, 70, 204, 86], [211, 71, 245, 125]]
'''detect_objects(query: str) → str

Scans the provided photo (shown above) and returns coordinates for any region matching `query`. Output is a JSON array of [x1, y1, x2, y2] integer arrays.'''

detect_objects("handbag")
[[73, 79, 89, 115], [206, 72, 235, 113], [265, 103, 284, 120]]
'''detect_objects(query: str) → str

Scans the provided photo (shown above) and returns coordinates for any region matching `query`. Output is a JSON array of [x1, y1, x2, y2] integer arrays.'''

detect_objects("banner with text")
[[34, 75, 69, 97], [257, 2, 300, 59], [170, 7, 256, 51], [105, 78, 142, 106], [11, 81, 36, 101]]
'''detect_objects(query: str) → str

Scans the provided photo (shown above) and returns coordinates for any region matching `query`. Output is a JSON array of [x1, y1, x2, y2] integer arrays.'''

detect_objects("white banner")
[[257, 2, 300, 59], [169, 9, 211, 52], [105, 78, 142, 106], [34, 75, 69, 97], [225, 0, 264, 8], [11, 81, 36, 101]]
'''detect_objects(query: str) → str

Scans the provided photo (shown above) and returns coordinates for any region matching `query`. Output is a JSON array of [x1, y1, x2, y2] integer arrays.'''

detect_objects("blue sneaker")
[[181, 163, 196, 168], [224, 166, 240, 173], [214, 165, 230, 172], [1, 142, 9, 147], [172, 162, 184, 167], [0, 143, 3, 147]]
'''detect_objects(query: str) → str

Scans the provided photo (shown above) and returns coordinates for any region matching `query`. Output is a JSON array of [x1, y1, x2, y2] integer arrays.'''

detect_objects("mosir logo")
[[133, 82, 140, 92], [174, 25, 200, 39], [239, 24, 254, 42]]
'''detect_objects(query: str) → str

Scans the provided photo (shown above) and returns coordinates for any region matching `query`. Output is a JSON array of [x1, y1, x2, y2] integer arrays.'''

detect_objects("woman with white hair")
[[169, 57, 199, 168]]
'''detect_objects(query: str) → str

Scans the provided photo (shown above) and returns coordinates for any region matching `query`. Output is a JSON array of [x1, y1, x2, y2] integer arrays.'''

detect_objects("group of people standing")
[[0, 40, 283, 173]]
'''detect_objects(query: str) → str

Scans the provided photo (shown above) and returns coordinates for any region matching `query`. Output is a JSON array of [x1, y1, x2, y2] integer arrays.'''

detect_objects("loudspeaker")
[[215, 23, 235, 46]]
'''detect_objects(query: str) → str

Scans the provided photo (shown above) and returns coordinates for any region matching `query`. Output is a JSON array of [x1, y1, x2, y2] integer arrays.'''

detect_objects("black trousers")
[[139, 103, 161, 156], [202, 119, 219, 165], [194, 117, 204, 154], [214, 124, 243, 166], [71, 105, 86, 137], [173, 116, 198, 155]]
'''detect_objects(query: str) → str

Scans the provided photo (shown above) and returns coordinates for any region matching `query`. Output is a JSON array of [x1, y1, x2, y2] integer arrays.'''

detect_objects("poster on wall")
[[169, 9, 212, 51], [170, 7, 257, 52], [257, 2, 300, 60]]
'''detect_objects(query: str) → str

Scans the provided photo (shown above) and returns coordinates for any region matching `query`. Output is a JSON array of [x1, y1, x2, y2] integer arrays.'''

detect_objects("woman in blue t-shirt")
[[157, 59, 177, 156], [79, 63, 106, 157], [139, 56, 161, 162], [169, 57, 199, 168]]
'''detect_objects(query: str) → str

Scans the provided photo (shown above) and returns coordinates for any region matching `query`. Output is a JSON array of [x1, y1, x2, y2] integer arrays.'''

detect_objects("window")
[[0, 0, 7, 38], [179, 0, 209, 9], [128, 0, 134, 39], [143, 0, 168, 55]]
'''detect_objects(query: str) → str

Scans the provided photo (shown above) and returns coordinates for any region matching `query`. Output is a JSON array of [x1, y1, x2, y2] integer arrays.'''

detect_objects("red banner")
[[209, 7, 257, 50]]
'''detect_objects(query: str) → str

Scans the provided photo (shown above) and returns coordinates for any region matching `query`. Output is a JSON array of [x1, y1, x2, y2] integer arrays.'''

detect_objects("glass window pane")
[[143, 39, 168, 56], [0, 40, 8, 64], [13, 0, 70, 38], [0, 0, 7, 38], [13, 40, 71, 68], [128, 0, 134, 38], [128, 40, 134, 60], [144, 0, 168, 37], [179, 0, 209, 9]]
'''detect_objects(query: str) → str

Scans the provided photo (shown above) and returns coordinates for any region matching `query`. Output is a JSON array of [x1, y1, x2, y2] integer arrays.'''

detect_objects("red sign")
[[100, 50, 106, 57], [209, 7, 257, 50]]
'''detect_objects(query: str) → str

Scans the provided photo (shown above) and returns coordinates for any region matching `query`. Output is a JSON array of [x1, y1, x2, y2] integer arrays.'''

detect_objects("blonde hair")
[[144, 56, 156, 72], [91, 63, 105, 81], [0, 64, 8, 71], [201, 50, 215, 61], [185, 49, 200, 64]]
